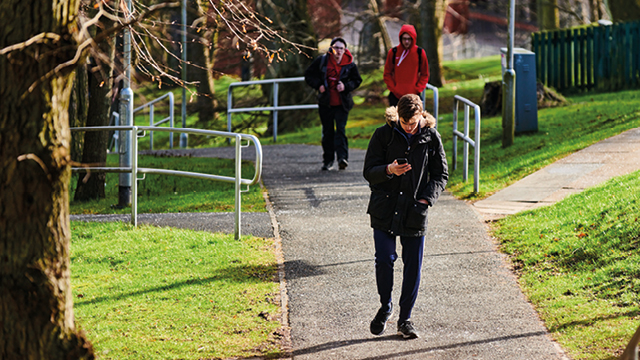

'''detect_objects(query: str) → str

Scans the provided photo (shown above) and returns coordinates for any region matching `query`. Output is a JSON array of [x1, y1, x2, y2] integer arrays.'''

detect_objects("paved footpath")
[[259, 145, 566, 360], [474, 127, 640, 220]]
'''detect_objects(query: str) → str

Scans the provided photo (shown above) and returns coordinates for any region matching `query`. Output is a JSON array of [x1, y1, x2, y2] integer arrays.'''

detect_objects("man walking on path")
[[384, 24, 430, 107], [305, 37, 362, 171], [363, 94, 448, 339]]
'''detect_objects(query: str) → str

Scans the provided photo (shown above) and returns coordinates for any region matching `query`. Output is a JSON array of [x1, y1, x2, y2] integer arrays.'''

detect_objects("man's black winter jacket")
[[363, 113, 448, 237]]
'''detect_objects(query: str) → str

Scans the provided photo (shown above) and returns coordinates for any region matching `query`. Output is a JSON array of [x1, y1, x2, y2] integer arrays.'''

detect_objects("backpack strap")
[[392, 47, 397, 66], [319, 54, 328, 73]]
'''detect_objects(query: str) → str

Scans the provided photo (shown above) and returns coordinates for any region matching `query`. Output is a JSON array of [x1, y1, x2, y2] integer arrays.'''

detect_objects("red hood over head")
[[399, 24, 417, 48]]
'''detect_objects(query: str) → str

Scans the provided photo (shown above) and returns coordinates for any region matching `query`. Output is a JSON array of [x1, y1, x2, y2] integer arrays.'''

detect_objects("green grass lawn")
[[70, 221, 283, 359], [492, 170, 640, 360]]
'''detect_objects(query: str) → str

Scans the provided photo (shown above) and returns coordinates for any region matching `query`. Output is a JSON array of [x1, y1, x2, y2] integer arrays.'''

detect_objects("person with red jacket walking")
[[305, 38, 362, 171], [383, 24, 430, 107]]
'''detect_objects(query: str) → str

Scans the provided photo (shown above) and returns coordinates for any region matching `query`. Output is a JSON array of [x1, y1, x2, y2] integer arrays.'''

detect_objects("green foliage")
[[70, 154, 264, 215], [492, 171, 640, 359], [71, 221, 282, 359]]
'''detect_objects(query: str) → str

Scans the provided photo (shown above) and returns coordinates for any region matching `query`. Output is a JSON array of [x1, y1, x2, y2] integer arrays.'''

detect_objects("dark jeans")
[[318, 105, 349, 165], [373, 229, 425, 322], [388, 92, 420, 107], [388, 92, 400, 107]]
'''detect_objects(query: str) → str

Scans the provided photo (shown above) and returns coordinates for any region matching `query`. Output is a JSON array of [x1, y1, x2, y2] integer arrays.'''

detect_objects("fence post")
[[227, 86, 233, 133], [463, 104, 469, 182], [149, 104, 154, 150], [273, 82, 279, 143], [234, 134, 242, 240], [131, 126, 138, 226], [452, 99, 458, 171], [169, 92, 175, 149], [473, 104, 481, 193], [452, 96, 482, 193]]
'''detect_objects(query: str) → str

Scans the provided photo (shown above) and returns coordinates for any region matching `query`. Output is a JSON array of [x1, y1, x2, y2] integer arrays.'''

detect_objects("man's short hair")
[[330, 37, 347, 48]]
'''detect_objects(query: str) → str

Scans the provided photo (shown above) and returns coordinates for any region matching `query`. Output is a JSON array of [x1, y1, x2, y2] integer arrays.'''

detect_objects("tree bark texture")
[[0, 0, 95, 358], [416, 0, 447, 87], [189, 0, 216, 126], [69, 65, 89, 163], [74, 16, 116, 201], [357, 0, 384, 72]]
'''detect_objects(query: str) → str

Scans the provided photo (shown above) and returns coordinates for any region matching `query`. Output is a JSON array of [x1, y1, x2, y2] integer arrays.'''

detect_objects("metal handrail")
[[452, 95, 481, 193], [70, 125, 262, 240], [421, 84, 440, 127], [133, 92, 175, 150], [227, 77, 318, 142]]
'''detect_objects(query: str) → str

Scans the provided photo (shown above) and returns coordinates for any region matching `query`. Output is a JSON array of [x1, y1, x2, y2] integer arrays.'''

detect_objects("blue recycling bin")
[[501, 48, 538, 132]]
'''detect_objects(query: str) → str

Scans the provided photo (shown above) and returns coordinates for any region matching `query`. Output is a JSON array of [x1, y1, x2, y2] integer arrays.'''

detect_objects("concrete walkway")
[[474, 127, 640, 221]]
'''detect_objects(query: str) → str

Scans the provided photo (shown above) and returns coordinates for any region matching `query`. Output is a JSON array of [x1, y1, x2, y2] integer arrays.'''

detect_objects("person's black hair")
[[330, 37, 347, 48]]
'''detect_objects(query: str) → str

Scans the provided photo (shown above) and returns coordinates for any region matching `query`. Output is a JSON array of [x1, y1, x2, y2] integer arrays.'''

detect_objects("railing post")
[[169, 92, 175, 149], [149, 104, 154, 150], [430, 85, 439, 128], [234, 134, 242, 240], [119, 87, 134, 207], [452, 95, 482, 193], [131, 126, 138, 226], [463, 104, 470, 182], [452, 99, 458, 171], [474, 105, 481, 193], [273, 82, 279, 142], [227, 86, 233, 144], [421, 84, 439, 128]]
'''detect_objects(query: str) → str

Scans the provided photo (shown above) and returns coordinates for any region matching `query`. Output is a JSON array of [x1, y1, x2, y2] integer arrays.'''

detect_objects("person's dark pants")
[[318, 105, 349, 165], [373, 229, 425, 322], [388, 92, 421, 107], [388, 92, 400, 107]]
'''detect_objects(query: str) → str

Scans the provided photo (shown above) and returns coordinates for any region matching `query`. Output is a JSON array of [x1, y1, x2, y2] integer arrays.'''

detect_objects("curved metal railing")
[[71, 125, 262, 239]]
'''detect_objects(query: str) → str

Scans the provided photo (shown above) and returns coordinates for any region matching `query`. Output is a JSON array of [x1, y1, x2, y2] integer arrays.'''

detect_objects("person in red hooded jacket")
[[305, 37, 362, 171], [383, 24, 430, 107]]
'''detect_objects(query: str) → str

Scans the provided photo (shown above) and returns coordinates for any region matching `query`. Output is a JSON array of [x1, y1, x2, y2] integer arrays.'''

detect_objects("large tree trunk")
[[74, 14, 116, 201], [257, 0, 317, 135], [69, 64, 89, 162], [357, 0, 385, 72], [189, 0, 216, 126], [0, 0, 95, 358], [413, 0, 447, 87]]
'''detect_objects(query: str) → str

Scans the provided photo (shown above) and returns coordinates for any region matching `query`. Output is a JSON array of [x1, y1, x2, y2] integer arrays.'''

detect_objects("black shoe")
[[321, 161, 333, 171], [397, 320, 420, 339], [370, 304, 392, 335], [338, 158, 348, 170]]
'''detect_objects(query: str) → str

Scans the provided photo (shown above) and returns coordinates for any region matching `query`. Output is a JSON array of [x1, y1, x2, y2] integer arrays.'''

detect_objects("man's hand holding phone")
[[387, 158, 411, 176]]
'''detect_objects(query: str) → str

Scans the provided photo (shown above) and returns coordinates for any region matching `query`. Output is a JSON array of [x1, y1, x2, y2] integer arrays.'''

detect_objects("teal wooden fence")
[[532, 21, 640, 92]]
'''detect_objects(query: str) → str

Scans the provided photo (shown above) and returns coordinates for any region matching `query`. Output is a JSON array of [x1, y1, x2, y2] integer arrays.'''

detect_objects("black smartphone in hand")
[[396, 158, 408, 165]]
